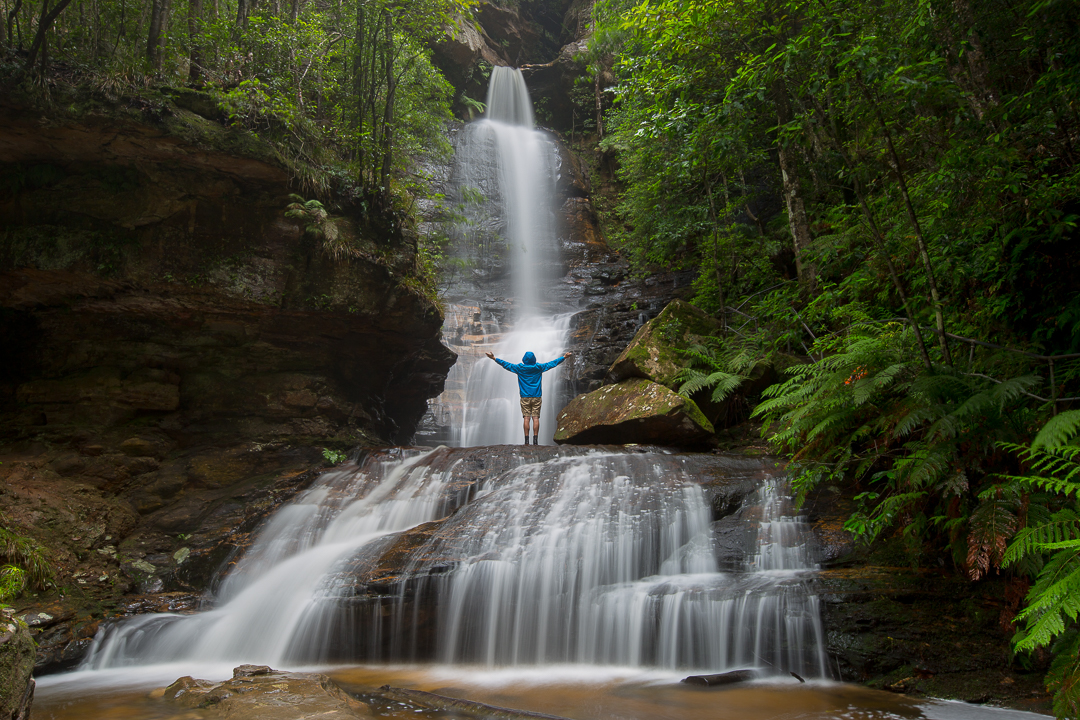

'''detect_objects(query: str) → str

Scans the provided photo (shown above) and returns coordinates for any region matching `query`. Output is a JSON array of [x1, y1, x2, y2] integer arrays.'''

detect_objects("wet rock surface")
[[816, 567, 1050, 711], [554, 378, 714, 447], [4, 447, 323, 674], [803, 486, 1052, 712], [0, 613, 35, 720], [164, 664, 371, 719]]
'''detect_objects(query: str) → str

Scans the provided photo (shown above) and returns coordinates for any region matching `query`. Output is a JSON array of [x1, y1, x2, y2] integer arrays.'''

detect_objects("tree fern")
[[996, 410, 1080, 717], [753, 322, 1048, 556]]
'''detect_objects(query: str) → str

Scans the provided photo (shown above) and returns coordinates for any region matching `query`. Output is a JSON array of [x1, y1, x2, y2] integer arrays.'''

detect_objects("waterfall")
[[79, 69, 830, 683], [82, 448, 828, 678], [432, 66, 569, 447]]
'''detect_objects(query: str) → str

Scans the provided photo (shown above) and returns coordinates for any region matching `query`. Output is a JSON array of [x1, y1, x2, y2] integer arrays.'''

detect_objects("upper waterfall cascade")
[[431, 67, 569, 447]]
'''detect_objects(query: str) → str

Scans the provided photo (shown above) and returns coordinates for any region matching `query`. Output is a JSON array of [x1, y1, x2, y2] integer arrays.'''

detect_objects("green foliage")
[[753, 322, 1044, 552], [322, 448, 348, 465], [599, 0, 1080, 353], [997, 411, 1080, 717], [0, 524, 54, 602], [676, 340, 750, 404], [2, 0, 472, 285]]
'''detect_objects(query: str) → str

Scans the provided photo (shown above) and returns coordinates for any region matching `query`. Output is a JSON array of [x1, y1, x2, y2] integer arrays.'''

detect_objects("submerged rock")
[[368, 686, 573, 719], [553, 377, 714, 447], [0, 615, 35, 720], [163, 665, 370, 719]]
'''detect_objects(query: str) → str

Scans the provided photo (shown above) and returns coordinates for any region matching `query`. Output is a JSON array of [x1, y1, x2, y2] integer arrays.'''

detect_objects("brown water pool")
[[33, 664, 1050, 720]]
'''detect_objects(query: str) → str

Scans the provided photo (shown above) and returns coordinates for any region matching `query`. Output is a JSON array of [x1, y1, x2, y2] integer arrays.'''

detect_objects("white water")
[[79, 69, 827, 684], [83, 448, 828, 677], [441, 67, 569, 447]]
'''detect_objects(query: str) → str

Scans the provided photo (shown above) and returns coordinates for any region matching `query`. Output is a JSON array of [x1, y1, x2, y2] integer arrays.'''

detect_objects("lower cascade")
[[83, 446, 829, 678]]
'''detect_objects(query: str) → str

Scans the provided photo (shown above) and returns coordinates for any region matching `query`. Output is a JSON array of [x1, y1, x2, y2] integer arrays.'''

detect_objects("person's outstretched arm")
[[538, 351, 573, 372], [486, 352, 516, 372]]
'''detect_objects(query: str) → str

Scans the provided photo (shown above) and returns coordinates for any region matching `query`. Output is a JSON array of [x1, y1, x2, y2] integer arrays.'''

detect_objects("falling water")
[[83, 448, 828, 678], [79, 68, 830, 685], [435, 66, 569, 447]]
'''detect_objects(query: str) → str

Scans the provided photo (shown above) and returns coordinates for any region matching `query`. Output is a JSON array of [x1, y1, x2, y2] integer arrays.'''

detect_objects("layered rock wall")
[[0, 91, 453, 672]]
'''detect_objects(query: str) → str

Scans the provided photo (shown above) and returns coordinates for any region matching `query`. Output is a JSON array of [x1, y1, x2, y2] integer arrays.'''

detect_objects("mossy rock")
[[0, 617, 35, 720], [607, 299, 721, 390], [554, 378, 714, 447]]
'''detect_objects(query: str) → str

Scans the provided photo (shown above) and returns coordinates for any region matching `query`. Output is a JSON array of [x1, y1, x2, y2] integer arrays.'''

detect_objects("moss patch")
[[608, 299, 721, 389], [555, 377, 714, 447]]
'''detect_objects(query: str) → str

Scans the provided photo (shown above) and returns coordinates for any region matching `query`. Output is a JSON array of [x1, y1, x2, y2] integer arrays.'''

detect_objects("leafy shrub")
[[322, 448, 348, 465]]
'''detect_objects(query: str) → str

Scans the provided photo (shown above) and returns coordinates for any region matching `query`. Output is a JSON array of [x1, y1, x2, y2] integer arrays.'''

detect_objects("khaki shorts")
[[520, 397, 542, 417]]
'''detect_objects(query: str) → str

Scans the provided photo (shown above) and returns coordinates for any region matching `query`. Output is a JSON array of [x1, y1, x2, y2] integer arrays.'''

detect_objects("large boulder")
[[0, 614, 35, 720], [553, 378, 714, 447], [607, 299, 721, 389]]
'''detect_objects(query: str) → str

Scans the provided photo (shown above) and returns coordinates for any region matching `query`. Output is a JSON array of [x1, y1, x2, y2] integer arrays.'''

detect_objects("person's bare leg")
[[532, 416, 540, 445], [523, 415, 530, 444]]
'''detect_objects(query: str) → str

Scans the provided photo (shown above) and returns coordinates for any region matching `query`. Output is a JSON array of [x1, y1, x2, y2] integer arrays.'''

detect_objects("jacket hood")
[[522, 351, 536, 365]]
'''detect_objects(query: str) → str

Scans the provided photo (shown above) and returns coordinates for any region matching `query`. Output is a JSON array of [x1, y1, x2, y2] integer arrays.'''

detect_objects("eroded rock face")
[[0, 95, 453, 442], [0, 615, 35, 720], [554, 377, 714, 447]]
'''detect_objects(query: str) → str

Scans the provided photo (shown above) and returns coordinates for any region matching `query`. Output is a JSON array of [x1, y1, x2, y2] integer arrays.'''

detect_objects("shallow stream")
[[35, 664, 1051, 720]]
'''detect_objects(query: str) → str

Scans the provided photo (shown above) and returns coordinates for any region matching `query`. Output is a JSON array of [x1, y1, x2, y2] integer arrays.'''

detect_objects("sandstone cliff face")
[[0, 92, 454, 671], [0, 95, 453, 446]]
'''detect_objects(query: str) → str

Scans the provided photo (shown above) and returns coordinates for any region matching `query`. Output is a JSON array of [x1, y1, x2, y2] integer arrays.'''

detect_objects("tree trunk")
[[5, 0, 21, 48], [951, 0, 998, 119], [773, 81, 815, 291], [352, 2, 365, 167], [235, 0, 251, 28], [806, 94, 934, 369], [379, 20, 396, 208], [702, 169, 727, 330], [146, 0, 169, 69], [860, 79, 953, 365], [24, 0, 74, 70], [854, 183, 934, 370], [187, 0, 202, 83]]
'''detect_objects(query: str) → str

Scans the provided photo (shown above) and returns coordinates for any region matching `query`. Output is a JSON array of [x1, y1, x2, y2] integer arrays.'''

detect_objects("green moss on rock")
[[0, 616, 35, 720], [608, 299, 721, 389], [554, 377, 714, 447]]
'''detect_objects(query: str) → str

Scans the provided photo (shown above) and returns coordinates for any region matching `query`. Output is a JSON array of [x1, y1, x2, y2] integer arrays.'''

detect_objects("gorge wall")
[[0, 89, 454, 672]]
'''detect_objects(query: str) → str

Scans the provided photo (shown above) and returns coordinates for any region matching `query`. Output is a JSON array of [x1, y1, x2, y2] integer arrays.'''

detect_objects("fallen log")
[[681, 669, 760, 686]]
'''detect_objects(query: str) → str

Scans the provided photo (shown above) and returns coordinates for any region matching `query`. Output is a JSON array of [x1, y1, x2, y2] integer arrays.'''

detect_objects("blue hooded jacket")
[[494, 351, 566, 398]]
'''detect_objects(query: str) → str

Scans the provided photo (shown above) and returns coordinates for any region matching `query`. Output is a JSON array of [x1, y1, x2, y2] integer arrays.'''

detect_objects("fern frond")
[[0, 526, 53, 596], [709, 373, 747, 403], [967, 497, 1020, 580], [676, 368, 711, 397], [1034, 410, 1080, 449], [1002, 511, 1080, 568], [1014, 552, 1080, 652], [1047, 633, 1080, 719]]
